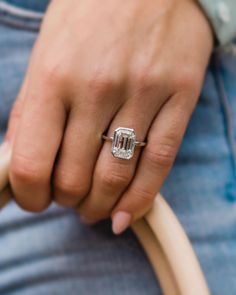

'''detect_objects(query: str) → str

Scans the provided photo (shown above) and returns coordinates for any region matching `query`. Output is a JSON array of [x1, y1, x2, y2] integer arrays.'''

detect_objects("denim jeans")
[[0, 1, 236, 294]]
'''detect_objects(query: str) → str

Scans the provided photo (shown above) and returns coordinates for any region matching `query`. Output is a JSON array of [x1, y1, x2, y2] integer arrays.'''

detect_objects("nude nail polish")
[[112, 211, 131, 235]]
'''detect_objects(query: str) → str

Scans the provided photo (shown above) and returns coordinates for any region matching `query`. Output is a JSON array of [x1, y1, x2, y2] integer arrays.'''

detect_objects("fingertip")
[[80, 215, 98, 225], [112, 211, 131, 235], [14, 196, 51, 213]]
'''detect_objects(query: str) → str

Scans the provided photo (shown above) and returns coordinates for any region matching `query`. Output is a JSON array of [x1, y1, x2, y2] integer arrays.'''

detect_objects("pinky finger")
[[111, 93, 197, 234]]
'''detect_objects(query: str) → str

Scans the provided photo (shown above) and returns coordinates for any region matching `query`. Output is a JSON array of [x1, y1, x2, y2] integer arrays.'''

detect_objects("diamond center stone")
[[111, 127, 136, 160]]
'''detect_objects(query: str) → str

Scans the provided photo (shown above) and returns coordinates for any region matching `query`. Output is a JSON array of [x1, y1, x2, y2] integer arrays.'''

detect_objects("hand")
[[5, 0, 213, 234]]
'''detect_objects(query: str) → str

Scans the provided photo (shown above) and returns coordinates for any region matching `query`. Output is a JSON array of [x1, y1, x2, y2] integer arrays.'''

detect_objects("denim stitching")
[[0, 1, 43, 31], [0, 2, 43, 19], [213, 52, 236, 201]]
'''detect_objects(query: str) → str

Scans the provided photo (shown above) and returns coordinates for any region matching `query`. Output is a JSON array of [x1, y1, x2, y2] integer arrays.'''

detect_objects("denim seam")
[[0, 15, 41, 31], [0, 2, 43, 19], [213, 53, 236, 179], [0, 1, 43, 31]]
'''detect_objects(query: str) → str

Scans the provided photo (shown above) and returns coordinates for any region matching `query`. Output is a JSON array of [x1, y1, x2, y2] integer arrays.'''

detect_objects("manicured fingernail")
[[112, 211, 131, 235], [80, 215, 97, 225], [0, 141, 10, 154]]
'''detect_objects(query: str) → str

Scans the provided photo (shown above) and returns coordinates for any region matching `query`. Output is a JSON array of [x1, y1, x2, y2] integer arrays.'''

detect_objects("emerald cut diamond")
[[111, 127, 136, 160]]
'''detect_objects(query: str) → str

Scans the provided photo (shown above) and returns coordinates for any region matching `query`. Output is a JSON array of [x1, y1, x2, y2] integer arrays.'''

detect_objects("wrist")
[[197, 0, 236, 47]]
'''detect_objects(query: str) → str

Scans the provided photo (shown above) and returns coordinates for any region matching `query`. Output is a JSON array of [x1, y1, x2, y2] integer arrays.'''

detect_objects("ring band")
[[102, 127, 147, 160]]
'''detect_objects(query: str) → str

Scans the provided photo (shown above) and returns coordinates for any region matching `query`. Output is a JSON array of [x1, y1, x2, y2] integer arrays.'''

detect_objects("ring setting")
[[102, 127, 146, 160]]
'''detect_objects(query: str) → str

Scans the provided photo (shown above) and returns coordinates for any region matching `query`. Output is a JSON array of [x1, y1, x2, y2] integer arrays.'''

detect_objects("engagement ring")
[[102, 127, 146, 160]]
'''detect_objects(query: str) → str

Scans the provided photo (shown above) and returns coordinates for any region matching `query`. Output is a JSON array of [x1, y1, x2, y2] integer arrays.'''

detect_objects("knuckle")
[[87, 72, 121, 104], [80, 209, 109, 222], [98, 169, 131, 188], [15, 198, 50, 213], [54, 170, 90, 199], [10, 154, 48, 186], [132, 67, 161, 95], [173, 66, 200, 93], [40, 61, 70, 88], [146, 138, 178, 168], [131, 185, 155, 204]]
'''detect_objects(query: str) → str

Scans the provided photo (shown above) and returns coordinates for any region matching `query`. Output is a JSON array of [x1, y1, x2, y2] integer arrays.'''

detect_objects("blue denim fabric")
[[1, 0, 49, 13], [0, 1, 236, 294]]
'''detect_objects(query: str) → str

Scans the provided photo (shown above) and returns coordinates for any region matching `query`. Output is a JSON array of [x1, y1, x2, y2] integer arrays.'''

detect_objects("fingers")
[[5, 75, 29, 143], [78, 86, 168, 223], [9, 75, 66, 212], [52, 112, 101, 208], [111, 93, 197, 234], [52, 75, 125, 208], [53, 99, 118, 208]]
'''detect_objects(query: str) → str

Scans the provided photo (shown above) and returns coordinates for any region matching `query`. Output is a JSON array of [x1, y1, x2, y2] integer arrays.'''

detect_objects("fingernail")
[[0, 141, 10, 154], [80, 215, 97, 225], [112, 211, 131, 235]]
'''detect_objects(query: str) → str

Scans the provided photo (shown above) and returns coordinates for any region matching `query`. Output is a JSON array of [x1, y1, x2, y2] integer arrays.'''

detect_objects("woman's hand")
[[5, 0, 213, 234]]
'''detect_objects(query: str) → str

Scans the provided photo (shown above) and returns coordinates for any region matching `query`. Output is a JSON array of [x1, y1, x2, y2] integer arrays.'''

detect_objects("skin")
[[4, 0, 213, 233]]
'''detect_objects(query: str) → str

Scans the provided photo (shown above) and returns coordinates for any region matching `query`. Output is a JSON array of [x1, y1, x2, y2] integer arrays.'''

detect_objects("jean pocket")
[[0, 1, 43, 31]]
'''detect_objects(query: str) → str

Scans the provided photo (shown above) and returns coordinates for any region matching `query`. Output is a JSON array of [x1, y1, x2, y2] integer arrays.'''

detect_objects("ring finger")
[[78, 85, 169, 223]]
